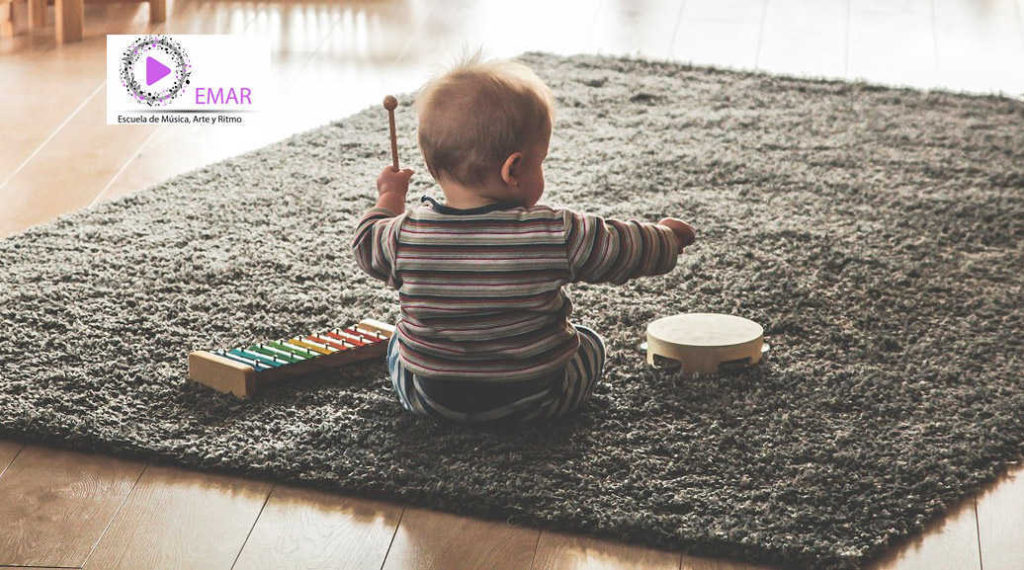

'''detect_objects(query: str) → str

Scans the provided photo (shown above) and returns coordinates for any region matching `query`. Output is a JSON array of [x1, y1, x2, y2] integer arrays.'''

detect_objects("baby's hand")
[[376, 165, 414, 213], [658, 218, 696, 253], [377, 166, 414, 197]]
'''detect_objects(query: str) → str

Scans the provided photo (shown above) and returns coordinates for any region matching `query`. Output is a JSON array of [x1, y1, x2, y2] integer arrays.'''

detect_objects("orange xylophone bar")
[[188, 318, 395, 398]]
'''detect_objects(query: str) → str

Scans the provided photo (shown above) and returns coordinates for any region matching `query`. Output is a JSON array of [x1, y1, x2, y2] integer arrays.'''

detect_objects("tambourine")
[[642, 313, 769, 375]]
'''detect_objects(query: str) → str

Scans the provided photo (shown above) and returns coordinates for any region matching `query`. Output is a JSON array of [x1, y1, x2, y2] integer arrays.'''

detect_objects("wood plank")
[[870, 495, 980, 570], [589, 0, 686, 60], [232, 485, 402, 570], [847, 0, 937, 89], [381, 507, 540, 570], [680, 553, 778, 569], [388, 0, 602, 62], [532, 530, 680, 570], [933, 0, 1024, 94], [975, 464, 1024, 570], [0, 439, 24, 477], [0, 87, 158, 237], [261, 2, 365, 58], [82, 464, 272, 570], [757, 0, 848, 78], [0, 444, 145, 568], [1019, 0, 1024, 49], [670, 0, 768, 70]]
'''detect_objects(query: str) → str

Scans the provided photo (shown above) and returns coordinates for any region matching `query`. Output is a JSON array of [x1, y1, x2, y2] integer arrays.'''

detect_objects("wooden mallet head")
[[383, 95, 399, 171]]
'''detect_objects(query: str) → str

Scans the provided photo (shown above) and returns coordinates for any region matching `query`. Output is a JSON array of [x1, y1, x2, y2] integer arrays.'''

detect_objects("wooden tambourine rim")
[[644, 313, 768, 375]]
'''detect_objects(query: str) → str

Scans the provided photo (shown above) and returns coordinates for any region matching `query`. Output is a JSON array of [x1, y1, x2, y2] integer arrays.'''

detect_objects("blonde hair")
[[414, 54, 555, 186]]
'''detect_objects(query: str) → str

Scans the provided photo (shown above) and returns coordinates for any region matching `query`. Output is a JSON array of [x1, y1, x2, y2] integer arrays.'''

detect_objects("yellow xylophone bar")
[[188, 319, 396, 398]]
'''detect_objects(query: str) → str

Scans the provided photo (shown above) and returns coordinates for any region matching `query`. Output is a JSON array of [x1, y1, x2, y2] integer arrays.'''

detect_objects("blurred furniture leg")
[[0, 1, 13, 37], [52, 0, 163, 44], [54, 0, 82, 43], [149, 0, 163, 23], [28, 0, 43, 26]]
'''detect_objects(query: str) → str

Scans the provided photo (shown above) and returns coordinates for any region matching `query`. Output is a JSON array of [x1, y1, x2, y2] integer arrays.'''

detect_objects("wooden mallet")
[[383, 95, 399, 171]]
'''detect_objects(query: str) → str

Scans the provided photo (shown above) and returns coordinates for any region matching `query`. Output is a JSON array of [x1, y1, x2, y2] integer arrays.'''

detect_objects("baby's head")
[[415, 55, 555, 208]]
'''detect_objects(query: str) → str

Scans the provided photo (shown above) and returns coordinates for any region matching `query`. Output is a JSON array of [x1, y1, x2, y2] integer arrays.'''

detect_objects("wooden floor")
[[2, 0, 1024, 568]]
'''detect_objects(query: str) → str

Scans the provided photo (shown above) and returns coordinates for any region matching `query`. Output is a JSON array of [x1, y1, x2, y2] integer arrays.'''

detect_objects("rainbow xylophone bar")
[[188, 318, 395, 398]]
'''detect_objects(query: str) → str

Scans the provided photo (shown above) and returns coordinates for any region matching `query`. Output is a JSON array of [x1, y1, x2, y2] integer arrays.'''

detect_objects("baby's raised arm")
[[350, 165, 415, 288], [564, 211, 696, 284]]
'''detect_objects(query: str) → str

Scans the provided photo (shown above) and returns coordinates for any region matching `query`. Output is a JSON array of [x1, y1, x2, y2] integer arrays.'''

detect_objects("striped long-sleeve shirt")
[[352, 195, 680, 382]]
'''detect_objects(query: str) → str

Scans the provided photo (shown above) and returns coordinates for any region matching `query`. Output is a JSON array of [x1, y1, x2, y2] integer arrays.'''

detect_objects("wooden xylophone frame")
[[188, 318, 395, 398]]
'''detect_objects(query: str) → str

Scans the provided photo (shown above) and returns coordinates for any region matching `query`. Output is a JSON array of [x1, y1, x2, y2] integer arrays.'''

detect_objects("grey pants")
[[386, 325, 607, 424]]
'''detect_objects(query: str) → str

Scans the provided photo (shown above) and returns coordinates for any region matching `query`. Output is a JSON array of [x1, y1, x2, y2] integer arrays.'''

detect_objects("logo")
[[119, 35, 191, 106], [107, 35, 268, 125]]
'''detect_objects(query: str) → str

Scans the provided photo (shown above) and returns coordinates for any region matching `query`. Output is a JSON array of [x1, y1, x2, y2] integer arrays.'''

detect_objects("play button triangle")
[[146, 56, 171, 86]]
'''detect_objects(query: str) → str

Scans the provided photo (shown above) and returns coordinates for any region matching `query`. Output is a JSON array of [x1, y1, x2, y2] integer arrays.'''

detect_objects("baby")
[[352, 56, 696, 425]]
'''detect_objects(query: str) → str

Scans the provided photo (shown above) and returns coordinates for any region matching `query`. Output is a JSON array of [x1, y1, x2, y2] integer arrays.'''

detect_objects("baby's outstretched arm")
[[564, 211, 697, 284], [351, 166, 414, 287]]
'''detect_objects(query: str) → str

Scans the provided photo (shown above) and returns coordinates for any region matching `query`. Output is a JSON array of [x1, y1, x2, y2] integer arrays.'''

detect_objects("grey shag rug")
[[2, 52, 1023, 569]]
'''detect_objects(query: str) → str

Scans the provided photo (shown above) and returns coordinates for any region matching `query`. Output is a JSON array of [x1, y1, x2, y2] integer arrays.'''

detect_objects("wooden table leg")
[[149, 0, 165, 23], [0, 3, 13, 37], [28, 0, 46, 27], [55, 0, 83, 43]]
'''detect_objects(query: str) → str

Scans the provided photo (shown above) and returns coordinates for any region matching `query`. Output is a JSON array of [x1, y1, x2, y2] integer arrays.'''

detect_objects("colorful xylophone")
[[188, 318, 395, 398]]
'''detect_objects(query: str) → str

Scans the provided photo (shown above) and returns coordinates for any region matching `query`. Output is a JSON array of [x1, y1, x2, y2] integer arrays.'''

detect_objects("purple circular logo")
[[119, 35, 191, 106]]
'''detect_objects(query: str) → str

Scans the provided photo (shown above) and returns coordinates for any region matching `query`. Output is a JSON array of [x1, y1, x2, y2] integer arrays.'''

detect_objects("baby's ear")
[[501, 152, 524, 185]]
